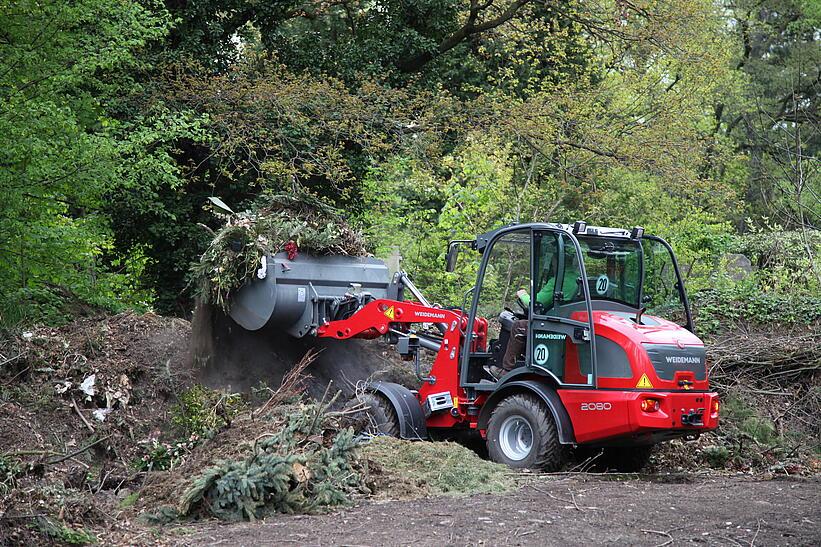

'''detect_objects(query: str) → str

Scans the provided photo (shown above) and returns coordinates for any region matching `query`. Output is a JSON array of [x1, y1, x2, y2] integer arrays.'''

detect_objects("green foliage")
[[724, 396, 778, 446], [701, 445, 731, 468], [701, 395, 787, 469], [103, 108, 215, 315], [191, 190, 367, 310], [119, 491, 140, 509], [359, 437, 514, 496], [135, 437, 199, 472], [0, 0, 171, 325], [1, 0, 816, 325], [0, 455, 22, 496], [729, 222, 821, 293], [177, 404, 362, 521], [171, 385, 245, 438], [35, 519, 97, 545], [693, 286, 821, 335], [720, 0, 821, 224], [690, 226, 821, 333], [136, 385, 245, 471]]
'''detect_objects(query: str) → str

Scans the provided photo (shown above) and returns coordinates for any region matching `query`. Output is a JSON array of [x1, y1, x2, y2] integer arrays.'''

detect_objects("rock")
[[724, 253, 754, 281]]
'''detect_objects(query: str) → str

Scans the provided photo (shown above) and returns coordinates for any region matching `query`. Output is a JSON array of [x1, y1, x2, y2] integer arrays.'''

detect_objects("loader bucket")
[[228, 252, 391, 337]]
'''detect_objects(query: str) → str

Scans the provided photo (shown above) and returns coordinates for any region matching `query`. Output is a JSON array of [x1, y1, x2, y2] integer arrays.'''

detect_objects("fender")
[[477, 380, 575, 445], [369, 381, 428, 440]]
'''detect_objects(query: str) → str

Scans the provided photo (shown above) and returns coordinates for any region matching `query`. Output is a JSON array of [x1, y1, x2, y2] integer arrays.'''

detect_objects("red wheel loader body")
[[230, 221, 719, 467]]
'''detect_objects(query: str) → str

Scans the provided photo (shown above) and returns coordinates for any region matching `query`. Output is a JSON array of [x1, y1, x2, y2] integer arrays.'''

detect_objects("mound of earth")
[[0, 312, 192, 545]]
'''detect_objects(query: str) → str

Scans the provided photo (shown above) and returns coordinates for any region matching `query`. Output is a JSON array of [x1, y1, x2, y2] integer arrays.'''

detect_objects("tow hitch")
[[680, 409, 705, 426]]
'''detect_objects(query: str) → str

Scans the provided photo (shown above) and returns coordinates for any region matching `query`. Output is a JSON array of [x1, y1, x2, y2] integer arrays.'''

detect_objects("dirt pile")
[[0, 312, 192, 545], [0, 310, 480, 542]]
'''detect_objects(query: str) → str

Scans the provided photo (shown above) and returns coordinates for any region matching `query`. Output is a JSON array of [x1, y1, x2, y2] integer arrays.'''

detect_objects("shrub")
[[135, 436, 199, 472], [171, 385, 244, 438], [0, 455, 22, 496], [702, 445, 731, 468]]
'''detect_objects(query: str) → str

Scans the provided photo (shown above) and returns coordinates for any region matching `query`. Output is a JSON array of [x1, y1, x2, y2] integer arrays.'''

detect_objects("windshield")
[[564, 233, 692, 329], [572, 236, 642, 308], [642, 236, 692, 328]]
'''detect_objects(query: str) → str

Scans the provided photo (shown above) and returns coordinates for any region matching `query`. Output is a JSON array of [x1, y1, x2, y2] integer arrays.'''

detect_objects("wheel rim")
[[499, 415, 533, 461]]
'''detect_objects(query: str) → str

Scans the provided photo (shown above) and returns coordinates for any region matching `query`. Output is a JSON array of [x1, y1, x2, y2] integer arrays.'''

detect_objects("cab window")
[[570, 236, 641, 308], [475, 230, 530, 339], [642, 238, 689, 327]]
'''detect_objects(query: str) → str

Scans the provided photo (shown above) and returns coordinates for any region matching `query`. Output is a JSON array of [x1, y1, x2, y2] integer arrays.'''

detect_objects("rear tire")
[[602, 445, 654, 472], [355, 393, 400, 437], [486, 393, 568, 471]]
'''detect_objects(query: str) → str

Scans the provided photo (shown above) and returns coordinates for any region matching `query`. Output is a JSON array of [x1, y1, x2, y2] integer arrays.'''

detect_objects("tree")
[[0, 0, 169, 324], [718, 0, 820, 226]]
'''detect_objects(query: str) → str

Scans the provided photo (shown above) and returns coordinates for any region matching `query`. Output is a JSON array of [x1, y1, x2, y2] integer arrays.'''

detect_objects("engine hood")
[[590, 311, 703, 348], [570, 310, 708, 390]]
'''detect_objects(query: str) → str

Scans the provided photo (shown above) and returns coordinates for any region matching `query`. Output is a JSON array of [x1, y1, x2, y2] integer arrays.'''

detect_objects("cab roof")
[[475, 222, 639, 251]]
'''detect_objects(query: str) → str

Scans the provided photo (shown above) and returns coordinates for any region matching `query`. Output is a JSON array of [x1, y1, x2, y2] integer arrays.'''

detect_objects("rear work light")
[[640, 398, 661, 412]]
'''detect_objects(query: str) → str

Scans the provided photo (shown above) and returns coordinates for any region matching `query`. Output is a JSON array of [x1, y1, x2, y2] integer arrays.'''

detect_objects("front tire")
[[355, 393, 400, 437], [486, 393, 568, 471]]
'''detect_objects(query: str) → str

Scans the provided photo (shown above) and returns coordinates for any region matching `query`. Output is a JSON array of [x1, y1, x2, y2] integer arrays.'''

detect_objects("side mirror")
[[445, 243, 460, 272]]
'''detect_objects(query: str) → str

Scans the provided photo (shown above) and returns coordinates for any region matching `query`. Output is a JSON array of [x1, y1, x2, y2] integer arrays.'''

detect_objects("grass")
[[358, 437, 514, 498], [119, 491, 140, 509]]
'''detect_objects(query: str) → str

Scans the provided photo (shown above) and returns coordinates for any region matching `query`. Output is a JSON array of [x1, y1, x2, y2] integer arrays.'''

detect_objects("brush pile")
[[359, 437, 514, 499], [146, 394, 367, 522], [648, 320, 821, 474], [192, 190, 368, 311], [0, 312, 192, 545], [700, 322, 820, 471]]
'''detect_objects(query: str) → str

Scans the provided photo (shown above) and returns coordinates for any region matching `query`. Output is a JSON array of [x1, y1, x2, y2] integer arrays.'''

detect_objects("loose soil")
[[170, 475, 820, 546], [191, 303, 418, 398]]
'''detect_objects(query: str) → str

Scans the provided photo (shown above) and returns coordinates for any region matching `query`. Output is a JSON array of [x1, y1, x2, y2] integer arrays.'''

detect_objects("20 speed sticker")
[[595, 274, 610, 295], [533, 343, 549, 366]]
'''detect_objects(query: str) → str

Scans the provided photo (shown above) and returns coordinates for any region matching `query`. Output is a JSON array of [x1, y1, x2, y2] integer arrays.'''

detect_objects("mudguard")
[[369, 381, 428, 440], [477, 380, 575, 444]]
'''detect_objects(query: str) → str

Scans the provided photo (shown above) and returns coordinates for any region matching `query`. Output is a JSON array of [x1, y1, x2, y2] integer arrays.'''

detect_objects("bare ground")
[[167, 474, 820, 546]]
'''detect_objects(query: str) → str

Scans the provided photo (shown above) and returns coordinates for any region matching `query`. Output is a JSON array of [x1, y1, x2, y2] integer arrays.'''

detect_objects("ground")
[[2, 311, 818, 546], [171, 475, 820, 546]]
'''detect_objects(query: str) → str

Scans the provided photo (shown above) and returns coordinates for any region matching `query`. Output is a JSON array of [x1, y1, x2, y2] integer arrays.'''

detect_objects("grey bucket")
[[228, 253, 390, 337]]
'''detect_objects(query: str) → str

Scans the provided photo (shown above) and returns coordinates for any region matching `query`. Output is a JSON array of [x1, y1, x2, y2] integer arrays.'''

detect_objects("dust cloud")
[[190, 303, 414, 399]]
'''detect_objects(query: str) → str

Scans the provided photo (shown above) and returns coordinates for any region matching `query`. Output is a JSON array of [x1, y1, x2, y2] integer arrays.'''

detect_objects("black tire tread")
[[357, 392, 400, 437], [486, 393, 568, 471]]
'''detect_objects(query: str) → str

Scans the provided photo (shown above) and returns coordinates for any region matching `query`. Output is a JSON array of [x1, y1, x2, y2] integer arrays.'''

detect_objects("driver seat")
[[491, 309, 517, 367]]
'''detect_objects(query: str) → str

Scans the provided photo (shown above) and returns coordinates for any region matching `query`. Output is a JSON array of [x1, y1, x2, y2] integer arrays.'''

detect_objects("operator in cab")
[[487, 248, 580, 379]]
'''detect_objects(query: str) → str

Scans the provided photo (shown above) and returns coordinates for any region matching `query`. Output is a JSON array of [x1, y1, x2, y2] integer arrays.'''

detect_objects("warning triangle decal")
[[383, 306, 395, 320], [636, 374, 654, 389]]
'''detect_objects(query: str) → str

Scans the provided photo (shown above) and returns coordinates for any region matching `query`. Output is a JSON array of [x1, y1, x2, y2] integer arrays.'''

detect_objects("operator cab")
[[448, 222, 694, 390]]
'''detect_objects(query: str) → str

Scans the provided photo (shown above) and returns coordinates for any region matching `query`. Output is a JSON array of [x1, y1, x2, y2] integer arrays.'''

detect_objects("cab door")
[[460, 228, 532, 385], [529, 231, 596, 386]]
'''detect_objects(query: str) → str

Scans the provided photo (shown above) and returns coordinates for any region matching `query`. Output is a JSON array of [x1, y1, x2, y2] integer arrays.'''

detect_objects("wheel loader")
[[229, 221, 719, 471]]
